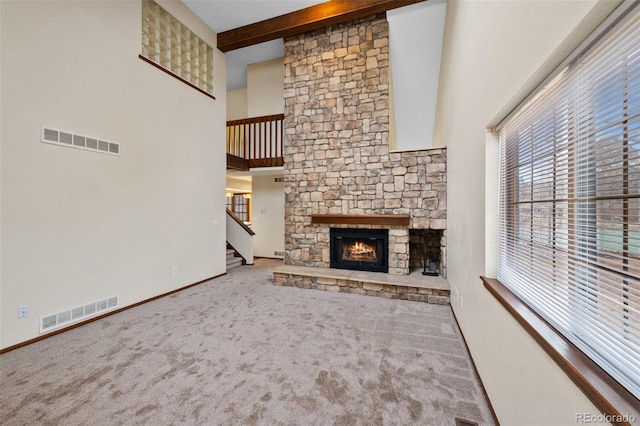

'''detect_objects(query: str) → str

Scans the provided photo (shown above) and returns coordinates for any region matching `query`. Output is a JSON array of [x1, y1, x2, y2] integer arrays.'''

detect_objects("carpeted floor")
[[0, 258, 495, 425]]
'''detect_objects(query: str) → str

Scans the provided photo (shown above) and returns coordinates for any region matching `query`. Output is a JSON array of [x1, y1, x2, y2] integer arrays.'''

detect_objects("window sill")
[[481, 276, 639, 425], [138, 55, 216, 101]]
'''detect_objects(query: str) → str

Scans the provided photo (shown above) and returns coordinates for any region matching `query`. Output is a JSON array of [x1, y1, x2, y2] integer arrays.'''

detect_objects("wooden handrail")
[[227, 113, 284, 126], [226, 114, 284, 169], [226, 208, 255, 236]]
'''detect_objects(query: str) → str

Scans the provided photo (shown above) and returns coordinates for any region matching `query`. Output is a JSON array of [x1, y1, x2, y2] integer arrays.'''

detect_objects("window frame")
[[489, 1, 640, 420], [226, 193, 251, 223]]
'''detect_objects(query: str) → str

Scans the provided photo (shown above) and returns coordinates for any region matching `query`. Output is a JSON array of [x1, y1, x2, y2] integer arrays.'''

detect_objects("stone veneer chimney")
[[283, 14, 446, 276]]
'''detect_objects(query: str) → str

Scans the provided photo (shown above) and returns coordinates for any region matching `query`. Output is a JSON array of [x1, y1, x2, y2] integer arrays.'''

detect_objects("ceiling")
[[183, 0, 326, 90]]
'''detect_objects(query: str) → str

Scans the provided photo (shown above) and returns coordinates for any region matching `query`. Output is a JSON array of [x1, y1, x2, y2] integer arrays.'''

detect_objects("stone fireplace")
[[281, 13, 447, 280]]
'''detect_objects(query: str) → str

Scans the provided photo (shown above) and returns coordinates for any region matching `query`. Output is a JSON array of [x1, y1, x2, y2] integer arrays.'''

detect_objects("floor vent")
[[455, 418, 478, 426], [40, 296, 118, 334], [42, 126, 120, 156]]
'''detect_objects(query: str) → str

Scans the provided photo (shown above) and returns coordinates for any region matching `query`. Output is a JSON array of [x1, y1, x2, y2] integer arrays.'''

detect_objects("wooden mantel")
[[310, 214, 410, 226]]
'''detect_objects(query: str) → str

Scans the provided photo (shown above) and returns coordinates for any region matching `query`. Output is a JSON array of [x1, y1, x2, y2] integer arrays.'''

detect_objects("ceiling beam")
[[217, 0, 426, 52]]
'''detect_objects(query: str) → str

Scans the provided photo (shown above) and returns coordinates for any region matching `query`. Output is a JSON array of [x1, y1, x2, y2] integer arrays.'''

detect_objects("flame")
[[343, 239, 377, 261]]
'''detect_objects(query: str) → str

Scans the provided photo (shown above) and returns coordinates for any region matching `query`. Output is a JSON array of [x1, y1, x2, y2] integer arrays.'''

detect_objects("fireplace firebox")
[[330, 228, 389, 273]]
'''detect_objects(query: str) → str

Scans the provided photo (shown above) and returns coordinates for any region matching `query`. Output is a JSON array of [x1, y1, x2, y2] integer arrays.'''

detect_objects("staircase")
[[226, 248, 243, 271]]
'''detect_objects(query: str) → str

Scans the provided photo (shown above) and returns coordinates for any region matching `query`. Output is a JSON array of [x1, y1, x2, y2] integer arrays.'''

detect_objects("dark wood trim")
[[217, 0, 426, 52], [481, 276, 639, 424], [310, 214, 410, 226], [450, 306, 501, 426], [250, 157, 284, 168], [227, 208, 256, 235], [227, 114, 285, 127], [226, 242, 252, 265], [138, 55, 216, 100], [0, 273, 226, 354], [227, 153, 250, 171]]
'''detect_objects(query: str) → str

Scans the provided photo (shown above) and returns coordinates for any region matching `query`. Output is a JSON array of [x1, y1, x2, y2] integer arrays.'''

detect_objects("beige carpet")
[[0, 258, 495, 425]]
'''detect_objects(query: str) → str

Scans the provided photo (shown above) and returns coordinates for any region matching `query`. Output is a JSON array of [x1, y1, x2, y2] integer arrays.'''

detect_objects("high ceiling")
[[183, 0, 326, 90]]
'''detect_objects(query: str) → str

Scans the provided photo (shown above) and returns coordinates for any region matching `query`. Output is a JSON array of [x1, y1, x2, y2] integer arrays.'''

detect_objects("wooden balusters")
[[226, 114, 284, 169]]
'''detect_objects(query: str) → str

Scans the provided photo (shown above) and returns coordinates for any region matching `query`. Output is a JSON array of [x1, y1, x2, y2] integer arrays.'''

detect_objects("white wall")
[[226, 176, 252, 193], [247, 58, 284, 117], [0, 0, 227, 349], [227, 88, 248, 121], [388, 1, 446, 151], [234, 59, 286, 258], [251, 175, 285, 258], [434, 1, 622, 424]]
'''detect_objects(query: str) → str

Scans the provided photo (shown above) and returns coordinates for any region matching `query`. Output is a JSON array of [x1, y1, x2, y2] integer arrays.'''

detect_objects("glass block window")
[[141, 0, 214, 95]]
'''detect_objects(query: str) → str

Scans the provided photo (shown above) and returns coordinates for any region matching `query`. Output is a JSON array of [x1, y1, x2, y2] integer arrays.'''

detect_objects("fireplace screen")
[[330, 228, 388, 273], [342, 240, 377, 262]]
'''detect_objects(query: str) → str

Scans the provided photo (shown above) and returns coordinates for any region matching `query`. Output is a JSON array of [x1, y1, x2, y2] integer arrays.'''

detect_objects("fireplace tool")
[[421, 233, 439, 276]]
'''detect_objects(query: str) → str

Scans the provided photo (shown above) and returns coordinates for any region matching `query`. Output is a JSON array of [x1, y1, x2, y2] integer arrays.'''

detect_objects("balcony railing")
[[226, 113, 284, 170]]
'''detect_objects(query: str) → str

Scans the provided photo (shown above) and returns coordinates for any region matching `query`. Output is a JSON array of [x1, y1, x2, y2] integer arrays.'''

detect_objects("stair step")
[[226, 256, 243, 271], [226, 249, 236, 258]]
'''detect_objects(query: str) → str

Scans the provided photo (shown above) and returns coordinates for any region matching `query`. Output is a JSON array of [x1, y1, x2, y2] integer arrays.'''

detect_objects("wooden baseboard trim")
[[138, 55, 216, 100], [0, 273, 226, 354], [481, 276, 639, 425], [449, 306, 501, 426]]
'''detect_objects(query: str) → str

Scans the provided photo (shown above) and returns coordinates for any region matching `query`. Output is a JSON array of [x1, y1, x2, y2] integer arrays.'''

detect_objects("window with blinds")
[[498, 4, 640, 399], [141, 0, 214, 95]]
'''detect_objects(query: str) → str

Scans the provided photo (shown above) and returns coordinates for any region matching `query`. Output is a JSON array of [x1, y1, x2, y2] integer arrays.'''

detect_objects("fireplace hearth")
[[330, 228, 389, 273]]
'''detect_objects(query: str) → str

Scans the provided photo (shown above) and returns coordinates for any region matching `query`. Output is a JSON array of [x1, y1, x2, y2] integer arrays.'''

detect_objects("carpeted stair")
[[226, 248, 243, 271]]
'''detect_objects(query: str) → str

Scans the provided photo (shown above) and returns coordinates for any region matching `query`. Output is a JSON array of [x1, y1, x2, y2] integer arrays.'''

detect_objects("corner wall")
[[247, 58, 285, 118], [251, 175, 285, 258], [434, 1, 621, 424], [227, 88, 248, 121], [387, 0, 446, 151], [0, 0, 227, 349]]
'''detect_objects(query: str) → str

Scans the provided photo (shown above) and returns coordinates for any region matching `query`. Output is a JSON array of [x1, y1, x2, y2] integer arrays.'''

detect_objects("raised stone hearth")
[[273, 265, 450, 305], [279, 12, 448, 302]]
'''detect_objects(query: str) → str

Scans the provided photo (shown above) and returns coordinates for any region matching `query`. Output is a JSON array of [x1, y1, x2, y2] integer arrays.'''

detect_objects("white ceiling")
[[182, 0, 326, 90]]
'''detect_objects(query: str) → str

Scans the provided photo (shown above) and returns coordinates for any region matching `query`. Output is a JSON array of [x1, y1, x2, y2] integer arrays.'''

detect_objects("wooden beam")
[[217, 0, 426, 52]]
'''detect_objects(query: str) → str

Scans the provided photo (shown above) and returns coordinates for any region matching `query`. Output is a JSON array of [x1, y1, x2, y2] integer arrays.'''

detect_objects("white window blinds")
[[498, 5, 640, 399]]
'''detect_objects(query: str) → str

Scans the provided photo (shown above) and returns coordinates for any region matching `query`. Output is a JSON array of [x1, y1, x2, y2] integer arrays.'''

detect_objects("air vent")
[[274, 177, 284, 182], [40, 295, 119, 333], [455, 418, 478, 426], [274, 251, 285, 256], [42, 126, 120, 156]]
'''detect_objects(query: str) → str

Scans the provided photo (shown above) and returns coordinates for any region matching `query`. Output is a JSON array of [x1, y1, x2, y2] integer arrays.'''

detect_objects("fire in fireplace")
[[330, 228, 389, 273], [343, 240, 377, 262]]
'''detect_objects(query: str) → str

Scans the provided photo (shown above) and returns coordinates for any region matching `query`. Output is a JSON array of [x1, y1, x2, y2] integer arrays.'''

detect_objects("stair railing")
[[226, 208, 254, 264], [226, 113, 284, 169]]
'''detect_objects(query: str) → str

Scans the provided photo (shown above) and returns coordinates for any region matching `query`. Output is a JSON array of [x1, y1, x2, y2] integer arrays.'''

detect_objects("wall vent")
[[455, 418, 478, 426], [274, 177, 284, 182], [40, 295, 119, 334], [274, 251, 285, 256], [42, 126, 120, 156]]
